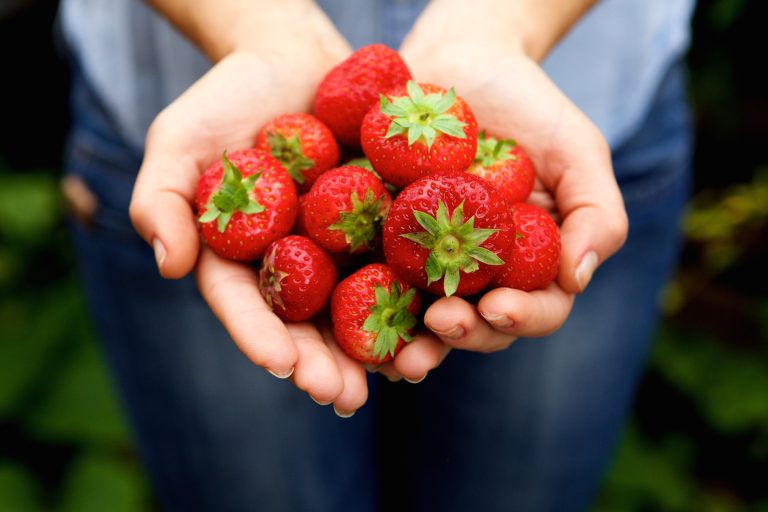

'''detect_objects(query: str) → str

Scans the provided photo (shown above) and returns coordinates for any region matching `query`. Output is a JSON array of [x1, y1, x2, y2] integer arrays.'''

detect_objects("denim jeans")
[[65, 60, 692, 512]]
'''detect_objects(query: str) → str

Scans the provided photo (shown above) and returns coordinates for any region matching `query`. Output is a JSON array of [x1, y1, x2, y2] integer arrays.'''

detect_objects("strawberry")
[[254, 113, 339, 193], [331, 263, 421, 364], [360, 81, 478, 189], [314, 44, 412, 148], [466, 131, 536, 204], [196, 149, 297, 261], [491, 203, 561, 292], [259, 235, 338, 322], [383, 171, 514, 297], [302, 166, 392, 254]]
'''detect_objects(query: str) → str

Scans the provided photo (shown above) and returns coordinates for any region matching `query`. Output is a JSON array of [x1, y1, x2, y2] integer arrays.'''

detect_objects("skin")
[[130, 0, 628, 414]]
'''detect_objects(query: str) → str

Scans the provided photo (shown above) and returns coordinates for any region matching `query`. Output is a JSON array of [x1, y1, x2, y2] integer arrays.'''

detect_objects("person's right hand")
[[129, 3, 374, 416]]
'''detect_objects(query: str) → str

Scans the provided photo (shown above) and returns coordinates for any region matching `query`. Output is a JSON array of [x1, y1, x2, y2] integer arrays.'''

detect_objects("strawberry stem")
[[199, 151, 266, 233], [474, 131, 517, 167], [266, 131, 315, 185], [400, 199, 504, 296], [380, 81, 467, 148], [329, 188, 389, 252], [362, 282, 417, 361]]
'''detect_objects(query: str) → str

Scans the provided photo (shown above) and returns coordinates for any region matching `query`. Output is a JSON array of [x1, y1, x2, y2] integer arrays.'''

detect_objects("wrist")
[[426, 0, 596, 62]]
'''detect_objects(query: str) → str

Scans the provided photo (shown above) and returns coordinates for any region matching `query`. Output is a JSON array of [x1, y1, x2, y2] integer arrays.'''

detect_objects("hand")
[[398, 0, 628, 353], [129, 8, 374, 415]]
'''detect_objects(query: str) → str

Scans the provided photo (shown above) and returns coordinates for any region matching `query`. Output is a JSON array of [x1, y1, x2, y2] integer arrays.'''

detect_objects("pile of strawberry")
[[195, 45, 561, 364]]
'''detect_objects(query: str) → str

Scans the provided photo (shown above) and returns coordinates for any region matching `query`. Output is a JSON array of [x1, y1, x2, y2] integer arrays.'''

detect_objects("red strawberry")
[[466, 132, 536, 204], [314, 44, 412, 148], [331, 263, 421, 364], [254, 113, 339, 193], [302, 166, 392, 254], [361, 81, 479, 189], [196, 149, 297, 261], [259, 235, 338, 322], [383, 171, 514, 297], [491, 203, 561, 291]]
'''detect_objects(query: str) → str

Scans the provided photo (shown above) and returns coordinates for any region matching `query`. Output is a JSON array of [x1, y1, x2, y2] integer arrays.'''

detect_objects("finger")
[[195, 247, 298, 377], [476, 284, 575, 338], [129, 145, 202, 279], [423, 296, 516, 353], [540, 122, 628, 295], [391, 332, 451, 383], [287, 323, 344, 405], [324, 333, 369, 418]]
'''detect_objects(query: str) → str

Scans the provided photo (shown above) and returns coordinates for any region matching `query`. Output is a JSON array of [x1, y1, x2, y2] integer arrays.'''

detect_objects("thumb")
[[557, 203, 628, 294], [129, 151, 201, 279]]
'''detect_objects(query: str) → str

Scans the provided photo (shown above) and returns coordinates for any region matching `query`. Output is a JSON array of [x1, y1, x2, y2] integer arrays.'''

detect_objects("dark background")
[[1, 0, 766, 510]]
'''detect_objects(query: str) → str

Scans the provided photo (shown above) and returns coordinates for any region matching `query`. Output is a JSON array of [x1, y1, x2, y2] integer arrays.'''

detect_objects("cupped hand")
[[128, 14, 378, 415], [398, 2, 628, 353]]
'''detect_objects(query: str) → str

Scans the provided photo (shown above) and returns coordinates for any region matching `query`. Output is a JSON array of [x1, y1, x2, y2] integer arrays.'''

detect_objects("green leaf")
[[443, 266, 460, 296], [23, 327, 129, 445], [217, 211, 233, 233], [431, 117, 467, 139], [413, 210, 441, 236], [59, 451, 150, 512], [374, 285, 389, 306], [400, 232, 434, 248], [0, 173, 60, 244], [362, 314, 382, 333], [424, 253, 443, 285], [198, 207, 220, 224], [450, 201, 466, 226], [467, 247, 504, 266], [463, 227, 498, 245], [432, 87, 457, 113], [385, 122, 407, 139], [407, 80, 425, 103], [0, 463, 43, 512], [241, 200, 266, 215]]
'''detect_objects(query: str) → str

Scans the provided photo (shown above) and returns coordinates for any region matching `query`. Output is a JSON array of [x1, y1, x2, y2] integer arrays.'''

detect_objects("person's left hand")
[[367, 0, 627, 373]]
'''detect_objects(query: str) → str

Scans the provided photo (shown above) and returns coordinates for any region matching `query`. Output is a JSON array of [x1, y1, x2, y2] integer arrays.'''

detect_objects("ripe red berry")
[[314, 44, 412, 148], [196, 149, 297, 261], [383, 171, 514, 297], [361, 81, 478, 189], [302, 166, 392, 254], [491, 203, 561, 291], [259, 235, 338, 322], [331, 263, 421, 364], [466, 132, 536, 204], [254, 113, 339, 193]]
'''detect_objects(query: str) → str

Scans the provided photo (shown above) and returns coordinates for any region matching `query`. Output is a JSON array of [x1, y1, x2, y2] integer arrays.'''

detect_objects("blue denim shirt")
[[60, 0, 694, 152]]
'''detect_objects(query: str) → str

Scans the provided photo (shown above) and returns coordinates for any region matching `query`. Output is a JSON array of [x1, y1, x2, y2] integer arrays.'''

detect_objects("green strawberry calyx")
[[474, 131, 518, 167], [199, 151, 266, 233], [401, 200, 504, 296], [329, 188, 389, 252], [266, 130, 315, 185], [380, 81, 467, 148], [362, 281, 417, 361]]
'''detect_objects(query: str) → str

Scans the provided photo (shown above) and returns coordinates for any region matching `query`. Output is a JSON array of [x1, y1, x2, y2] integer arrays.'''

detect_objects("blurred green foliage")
[[0, 168, 151, 510]]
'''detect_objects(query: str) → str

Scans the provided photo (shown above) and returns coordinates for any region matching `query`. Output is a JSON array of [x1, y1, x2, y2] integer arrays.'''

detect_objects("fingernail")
[[152, 237, 166, 270], [366, 364, 382, 373], [311, 396, 332, 406], [480, 312, 514, 329], [576, 251, 599, 291], [404, 372, 428, 384], [333, 406, 355, 419], [385, 374, 402, 383], [267, 366, 295, 379], [432, 325, 465, 340]]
